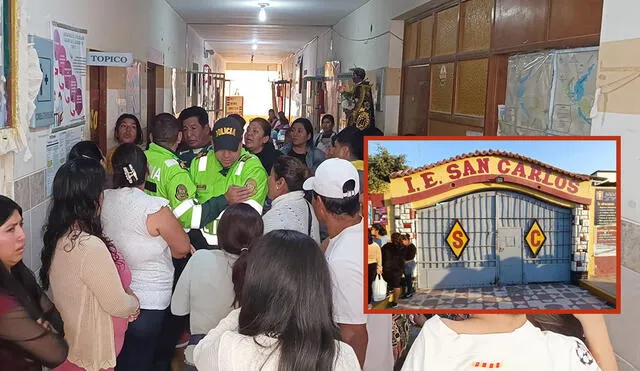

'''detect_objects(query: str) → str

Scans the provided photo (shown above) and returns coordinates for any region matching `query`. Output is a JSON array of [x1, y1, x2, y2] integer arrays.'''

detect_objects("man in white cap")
[[304, 159, 393, 371]]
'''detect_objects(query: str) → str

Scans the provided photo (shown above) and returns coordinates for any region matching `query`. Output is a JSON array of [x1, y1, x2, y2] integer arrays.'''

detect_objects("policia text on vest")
[[144, 143, 231, 231], [190, 149, 268, 248]]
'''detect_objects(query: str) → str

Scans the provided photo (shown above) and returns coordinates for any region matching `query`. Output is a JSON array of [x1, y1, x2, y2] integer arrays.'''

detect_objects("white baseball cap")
[[303, 158, 360, 198]]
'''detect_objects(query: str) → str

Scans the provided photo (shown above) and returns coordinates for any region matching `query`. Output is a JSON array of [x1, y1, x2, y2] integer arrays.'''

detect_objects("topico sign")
[[525, 220, 547, 257], [445, 219, 469, 260], [391, 154, 592, 206]]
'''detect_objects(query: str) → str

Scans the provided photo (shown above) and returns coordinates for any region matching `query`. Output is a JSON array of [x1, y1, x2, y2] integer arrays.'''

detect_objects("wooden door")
[[400, 64, 430, 135], [146, 62, 157, 143], [89, 65, 107, 154]]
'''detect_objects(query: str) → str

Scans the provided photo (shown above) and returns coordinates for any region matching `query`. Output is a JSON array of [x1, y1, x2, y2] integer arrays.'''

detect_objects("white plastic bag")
[[372, 274, 387, 302]]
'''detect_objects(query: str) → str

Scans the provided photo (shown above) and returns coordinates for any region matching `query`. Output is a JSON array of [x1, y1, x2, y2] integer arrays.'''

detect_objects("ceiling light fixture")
[[258, 3, 268, 22]]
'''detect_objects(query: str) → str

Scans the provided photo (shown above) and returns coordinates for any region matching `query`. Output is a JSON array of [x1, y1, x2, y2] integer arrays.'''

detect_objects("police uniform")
[[178, 144, 212, 169], [144, 143, 226, 230], [190, 118, 268, 249]]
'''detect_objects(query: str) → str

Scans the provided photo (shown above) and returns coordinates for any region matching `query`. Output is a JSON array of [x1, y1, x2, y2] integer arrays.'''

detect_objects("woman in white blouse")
[[193, 230, 360, 371], [262, 156, 320, 243], [101, 143, 191, 370], [171, 203, 264, 370]]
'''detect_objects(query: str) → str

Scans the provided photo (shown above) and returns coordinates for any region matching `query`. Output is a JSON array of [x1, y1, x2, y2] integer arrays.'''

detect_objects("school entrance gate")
[[415, 190, 572, 289]]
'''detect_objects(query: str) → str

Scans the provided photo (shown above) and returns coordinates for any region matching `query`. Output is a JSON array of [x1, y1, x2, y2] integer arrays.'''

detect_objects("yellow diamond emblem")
[[445, 219, 469, 260], [525, 220, 546, 257]]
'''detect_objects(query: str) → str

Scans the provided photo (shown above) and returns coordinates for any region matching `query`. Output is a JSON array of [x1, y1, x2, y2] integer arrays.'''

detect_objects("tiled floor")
[[394, 283, 613, 310]]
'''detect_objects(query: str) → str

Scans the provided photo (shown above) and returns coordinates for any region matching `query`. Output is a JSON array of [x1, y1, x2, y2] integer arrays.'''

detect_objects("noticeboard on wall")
[[225, 96, 244, 116]]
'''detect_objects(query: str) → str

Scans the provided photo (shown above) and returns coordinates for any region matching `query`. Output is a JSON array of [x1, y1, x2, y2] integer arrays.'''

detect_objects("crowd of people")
[[0, 68, 618, 370], [0, 99, 397, 371]]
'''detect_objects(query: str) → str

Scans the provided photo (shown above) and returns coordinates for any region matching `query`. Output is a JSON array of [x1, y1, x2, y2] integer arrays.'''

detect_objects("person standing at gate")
[[177, 106, 212, 168], [190, 117, 268, 250], [382, 233, 406, 308], [371, 223, 390, 247], [401, 234, 417, 299]]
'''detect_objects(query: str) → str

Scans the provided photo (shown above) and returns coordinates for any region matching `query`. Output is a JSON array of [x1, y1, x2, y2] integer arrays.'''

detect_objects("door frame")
[[88, 61, 107, 154]]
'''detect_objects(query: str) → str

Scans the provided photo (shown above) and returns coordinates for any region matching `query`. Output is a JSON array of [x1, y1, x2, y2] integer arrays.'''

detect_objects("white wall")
[[286, 0, 434, 134], [12, 0, 205, 273], [592, 0, 640, 370]]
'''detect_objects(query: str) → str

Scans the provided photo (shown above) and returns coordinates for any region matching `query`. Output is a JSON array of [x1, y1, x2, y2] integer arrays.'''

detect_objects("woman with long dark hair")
[[106, 114, 143, 175], [193, 230, 360, 371], [280, 118, 326, 172], [172, 203, 264, 370], [40, 158, 139, 371], [244, 117, 282, 174], [100, 143, 190, 371], [0, 196, 68, 370], [68, 141, 105, 166]]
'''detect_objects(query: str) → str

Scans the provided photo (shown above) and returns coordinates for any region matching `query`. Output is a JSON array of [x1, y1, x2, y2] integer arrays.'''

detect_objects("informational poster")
[[0, 0, 7, 129], [594, 189, 616, 226], [32, 36, 55, 128], [225, 96, 244, 116], [499, 47, 598, 136], [125, 62, 141, 117], [51, 21, 87, 130], [45, 125, 83, 196], [594, 188, 617, 257]]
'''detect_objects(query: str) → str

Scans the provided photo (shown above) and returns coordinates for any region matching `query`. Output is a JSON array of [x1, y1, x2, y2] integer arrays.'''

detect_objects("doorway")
[[400, 64, 430, 135], [89, 65, 107, 154]]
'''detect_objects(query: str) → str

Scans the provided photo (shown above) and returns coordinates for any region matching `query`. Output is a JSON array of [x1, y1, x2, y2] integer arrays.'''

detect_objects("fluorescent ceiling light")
[[258, 3, 268, 22]]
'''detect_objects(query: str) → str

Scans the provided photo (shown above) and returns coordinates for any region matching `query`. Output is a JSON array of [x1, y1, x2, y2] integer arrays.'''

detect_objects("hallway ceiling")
[[165, 0, 370, 63]]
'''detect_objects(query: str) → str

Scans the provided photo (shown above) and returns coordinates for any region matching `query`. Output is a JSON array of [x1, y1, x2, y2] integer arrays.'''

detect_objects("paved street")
[[392, 283, 612, 310]]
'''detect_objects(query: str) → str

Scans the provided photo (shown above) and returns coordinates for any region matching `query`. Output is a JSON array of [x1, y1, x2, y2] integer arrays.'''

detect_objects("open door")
[[400, 64, 430, 136], [89, 65, 107, 154]]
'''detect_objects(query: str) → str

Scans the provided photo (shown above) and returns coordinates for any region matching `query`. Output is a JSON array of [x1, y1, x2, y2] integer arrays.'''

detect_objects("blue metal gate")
[[415, 190, 572, 289]]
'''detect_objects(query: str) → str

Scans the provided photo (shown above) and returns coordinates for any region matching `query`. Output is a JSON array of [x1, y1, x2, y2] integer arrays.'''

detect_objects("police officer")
[[145, 113, 252, 232], [190, 117, 268, 249], [177, 106, 212, 168], [144, 113, 252, 369]]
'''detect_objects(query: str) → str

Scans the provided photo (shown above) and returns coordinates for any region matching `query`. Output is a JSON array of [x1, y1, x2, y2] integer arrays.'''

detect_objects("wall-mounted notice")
[[125, 62, 141, 117], [32, 36, 55, 128], [51, 21, 87, 131], [594, 189, 616, 226], [45, 125, 83, 196], [225, 96, 244, 116]]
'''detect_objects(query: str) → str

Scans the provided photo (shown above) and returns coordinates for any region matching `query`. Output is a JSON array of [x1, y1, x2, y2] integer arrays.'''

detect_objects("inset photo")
[[365, 137, 620, 313]]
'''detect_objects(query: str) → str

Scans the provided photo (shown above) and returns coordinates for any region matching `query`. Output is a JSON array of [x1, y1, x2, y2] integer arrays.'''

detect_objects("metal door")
[[496, 227, 523, 285], [416, 190, 572, 289], [496, 192, 572, 283], [416, 191, 498, 289]]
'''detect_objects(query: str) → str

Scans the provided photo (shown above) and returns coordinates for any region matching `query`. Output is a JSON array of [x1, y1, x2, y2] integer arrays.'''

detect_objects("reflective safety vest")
[[144, 143, 203, 230], [191, 149, 268, 246]]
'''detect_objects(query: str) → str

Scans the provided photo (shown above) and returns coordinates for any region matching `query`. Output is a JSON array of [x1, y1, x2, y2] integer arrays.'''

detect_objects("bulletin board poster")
[[45, 125, 83, 196], [225, 96, 244, 116], [0, 0, 7, 129], [51, 21, 87, 130], [125, 62, 141, 117]]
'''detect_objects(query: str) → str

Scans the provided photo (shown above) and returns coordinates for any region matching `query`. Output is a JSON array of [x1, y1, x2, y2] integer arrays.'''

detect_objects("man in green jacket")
[[145, 113, 252, 231], [190, 117, 268, 249], [177, 106, 212, 168]]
